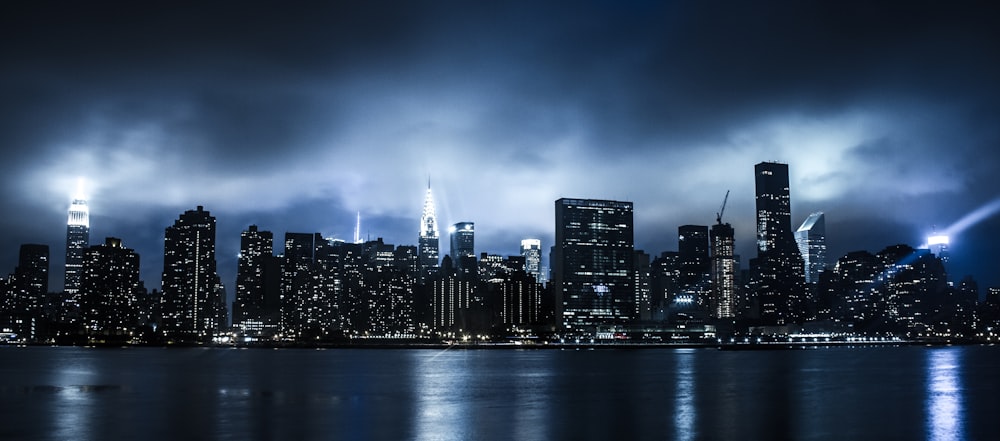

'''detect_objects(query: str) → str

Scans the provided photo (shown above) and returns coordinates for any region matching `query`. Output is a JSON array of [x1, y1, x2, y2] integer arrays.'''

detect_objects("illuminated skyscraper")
[[795, 212, 827, 284], [449, 222, 475, 272], [520, 239, 543, 284], [553, 198, 635, 333], [161, 206, 225, 339], [751, 162, 806, 324], [418, 183, 440, 282], [710, 222, 737, 318], [64, 196, 90, 294]]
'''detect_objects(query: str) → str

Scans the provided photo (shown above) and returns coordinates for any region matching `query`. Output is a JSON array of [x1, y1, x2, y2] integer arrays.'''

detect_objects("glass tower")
[[520, 239, 543, 284], [553, 198, 635, 333], [752, 162, 806, 324], [795, 212, 827, 284]]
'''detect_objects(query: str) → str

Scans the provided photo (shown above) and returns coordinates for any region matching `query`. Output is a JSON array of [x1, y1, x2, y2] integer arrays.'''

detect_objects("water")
[[0, 345, 998, 440]]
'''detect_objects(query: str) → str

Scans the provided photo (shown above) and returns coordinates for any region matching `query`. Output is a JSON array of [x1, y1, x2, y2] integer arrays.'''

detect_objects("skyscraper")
[[520, 239, 543, 284], [795, 212, 827, 284], [751, 162, 806, 324], [678, 225, 710, 305], [64, 196, 90, 294], [418, 183, 440, 282], [553, 198, 635, 333], [233, 225, 281, 335], [160, 206, 225, 339], [709, 222, 737, 318], [80, 237, 141, 335], [449, 222, 475, 272]]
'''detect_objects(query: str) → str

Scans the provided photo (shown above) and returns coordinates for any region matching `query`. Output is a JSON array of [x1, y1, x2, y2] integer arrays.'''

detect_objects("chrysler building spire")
[[418, 180, 440, 281]]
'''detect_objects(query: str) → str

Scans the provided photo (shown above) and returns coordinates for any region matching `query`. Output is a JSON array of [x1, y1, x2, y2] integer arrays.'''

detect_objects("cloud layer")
[[2, 1, 999, 292]]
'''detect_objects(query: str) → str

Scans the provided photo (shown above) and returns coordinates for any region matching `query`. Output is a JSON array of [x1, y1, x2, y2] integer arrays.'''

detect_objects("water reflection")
[[673, 349, 696, 441], [927, 348, 965, 441]]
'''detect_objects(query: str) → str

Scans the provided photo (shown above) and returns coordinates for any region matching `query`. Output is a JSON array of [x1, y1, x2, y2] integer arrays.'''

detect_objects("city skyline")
[[2, 2, 1000, 293]]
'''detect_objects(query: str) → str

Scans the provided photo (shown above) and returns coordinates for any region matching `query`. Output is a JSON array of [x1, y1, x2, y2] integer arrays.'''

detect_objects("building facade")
[[710, 222, 737, 319], [80, 238, 141, 335], [796, 212, 827, 284], [160, 206, 225, 339], [520, 239, 543, 284], [418, 184, 440, 282], [752, 162, 807, 324], [553, 198, 635, 333], [64, 197, 90, 295]]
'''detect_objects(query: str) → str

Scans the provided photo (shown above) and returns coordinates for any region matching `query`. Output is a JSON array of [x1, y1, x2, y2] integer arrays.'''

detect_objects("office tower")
[[418, 183, 440, 282], [15, 244, 49, 311], [493, 255, 539, 326], [356, 238, 415, 336], [432, 255, 472, 330], [678, 225, 710, 305], [795, 212, 827, 284], [449, 222, 475, 272], [64, 196, 90, 294], [80, 238, 140, 335], [233, 225, 281, 335], [752, 162, 806, 324], [710, 222, 737, 319], [281, 232, 339, 339], [161, 206, 225, 339], [553, 198, 635, 333], [634, 250, 652, 320], [520, 239, 543, 284]]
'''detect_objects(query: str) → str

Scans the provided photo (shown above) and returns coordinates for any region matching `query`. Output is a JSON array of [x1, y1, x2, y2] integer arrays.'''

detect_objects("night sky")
[[2, 1, 999, 297]]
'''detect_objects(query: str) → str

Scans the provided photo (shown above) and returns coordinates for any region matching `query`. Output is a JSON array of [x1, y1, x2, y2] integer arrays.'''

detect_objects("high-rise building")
[[795, 212, 827, 284], [160, 206, 225, 339], [232, 225, 281, 335], [710, 222, 737, 319], [520, 239, 543, 284], [15, 244, 49, 311], [432, 255, 472, 331], [553, 198, 635, 333], [678, 225, 710, 305], [751, 162, 806, 324], [281, 232, 339, 339], [80, 238, 141, 335], [64, 196, 90, 294], [449, 222, 475, 272], [418, 183, 440, 282]]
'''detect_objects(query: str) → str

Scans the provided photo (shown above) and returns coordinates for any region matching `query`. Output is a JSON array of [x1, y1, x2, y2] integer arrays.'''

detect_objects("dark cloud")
[[2, 1, 1000, 293]]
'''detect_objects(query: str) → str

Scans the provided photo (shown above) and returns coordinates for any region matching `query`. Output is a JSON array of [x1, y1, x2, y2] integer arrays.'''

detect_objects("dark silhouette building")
[[232, 225, 281, 336], [160, 206, 225, 340], [750, 162, 807, 325], [553, 198, 635, 334], [710, 222, 737, 319], [80, 238, 141, 335]]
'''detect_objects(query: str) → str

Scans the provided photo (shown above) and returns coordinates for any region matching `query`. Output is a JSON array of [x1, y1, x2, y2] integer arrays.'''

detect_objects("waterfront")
[[0, 345, 998, 440]]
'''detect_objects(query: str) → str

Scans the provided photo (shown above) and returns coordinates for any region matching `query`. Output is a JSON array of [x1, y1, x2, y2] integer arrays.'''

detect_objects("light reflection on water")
[[927, 348, 965, 441], [0, 345, 998, 441], [673, 349, 696, 441]]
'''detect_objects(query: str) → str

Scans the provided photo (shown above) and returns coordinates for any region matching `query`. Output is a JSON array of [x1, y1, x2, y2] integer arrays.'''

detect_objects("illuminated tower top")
[[420, 182, 439, 240], [68, 179, 90, 228]]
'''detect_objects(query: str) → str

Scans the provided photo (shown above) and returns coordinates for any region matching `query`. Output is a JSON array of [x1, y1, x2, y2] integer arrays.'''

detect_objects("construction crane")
[[716, 190, 730, 224]]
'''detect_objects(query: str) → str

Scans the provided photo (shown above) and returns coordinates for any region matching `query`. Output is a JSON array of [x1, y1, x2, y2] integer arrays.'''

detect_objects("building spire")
[[354, 211, 362, 244]]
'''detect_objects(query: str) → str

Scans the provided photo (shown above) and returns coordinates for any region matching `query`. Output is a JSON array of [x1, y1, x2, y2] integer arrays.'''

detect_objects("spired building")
[[751, 162, 807, 325], [418, 183, 440, 283], [795, 212, 827, 284], [553, 198, 635, 334], [160, 206, 226, 340], [64, 195, 90, 295]]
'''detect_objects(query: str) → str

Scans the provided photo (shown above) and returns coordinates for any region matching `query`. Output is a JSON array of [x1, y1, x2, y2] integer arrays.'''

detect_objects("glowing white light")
[[927, 235, 949, 246]]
